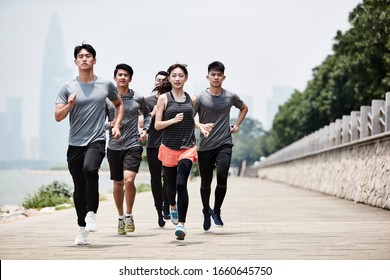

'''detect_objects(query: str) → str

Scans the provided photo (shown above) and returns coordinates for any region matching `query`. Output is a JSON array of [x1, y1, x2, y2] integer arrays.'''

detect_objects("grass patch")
[[22, 180, 151, 210], [137, 183, 151, 193]]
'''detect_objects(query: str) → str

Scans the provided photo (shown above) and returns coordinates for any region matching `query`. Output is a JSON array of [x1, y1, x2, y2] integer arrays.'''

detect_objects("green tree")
[[331, 0, 390, 111], [267, 0, 390, 154], [231, 117, 265, 168], [270, 90, 308, 150]]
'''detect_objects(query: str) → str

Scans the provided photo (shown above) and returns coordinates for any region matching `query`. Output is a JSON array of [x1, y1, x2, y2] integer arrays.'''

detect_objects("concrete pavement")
[[0, 176, 390, 260]]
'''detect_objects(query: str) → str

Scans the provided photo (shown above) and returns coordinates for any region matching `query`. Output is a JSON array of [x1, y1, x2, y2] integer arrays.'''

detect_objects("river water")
[[0, 169, 150, 206]]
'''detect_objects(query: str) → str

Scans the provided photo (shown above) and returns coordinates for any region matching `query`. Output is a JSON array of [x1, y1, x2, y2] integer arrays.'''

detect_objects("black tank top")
[[161, 92, 196, 150]]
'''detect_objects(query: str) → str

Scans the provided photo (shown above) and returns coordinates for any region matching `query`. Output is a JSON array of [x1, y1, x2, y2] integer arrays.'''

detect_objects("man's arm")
[[230, 102, 248, 133], [111, 98, 124, 139], [139, 99, 151, 142], [55, 93, 76, 122]]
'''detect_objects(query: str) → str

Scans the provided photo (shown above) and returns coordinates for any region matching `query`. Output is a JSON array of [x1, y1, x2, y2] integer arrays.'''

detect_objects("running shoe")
[[118, 218, 126, 235], [175, 224, 187, 240], [170, 207, 178, 225], [85, 211, 99, 232], [74, 227, 88, 245], [202, 208, 211, 231], [125, 215, 135, 232], [211, 209, 224, 227], [158, 212, 166, 228]]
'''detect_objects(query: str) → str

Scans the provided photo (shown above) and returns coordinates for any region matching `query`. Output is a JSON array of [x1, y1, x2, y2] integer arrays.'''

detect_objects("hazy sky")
[[0, 0, 361, 142]]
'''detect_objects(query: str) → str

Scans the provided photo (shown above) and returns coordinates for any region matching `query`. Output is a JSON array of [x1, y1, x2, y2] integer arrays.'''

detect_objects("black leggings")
[[163, 159, 192, 223], [146, 147, 169, 214], [67, 141, 106, 227], [198, 145, 232, 212]]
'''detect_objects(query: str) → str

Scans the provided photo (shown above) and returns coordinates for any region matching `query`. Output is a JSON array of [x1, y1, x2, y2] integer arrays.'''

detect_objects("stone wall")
[[258, 134, 390, 210]]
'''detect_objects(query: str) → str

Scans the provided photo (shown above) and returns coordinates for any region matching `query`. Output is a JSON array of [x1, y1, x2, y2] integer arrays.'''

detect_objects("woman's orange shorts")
[[158, 144, 198, 167]]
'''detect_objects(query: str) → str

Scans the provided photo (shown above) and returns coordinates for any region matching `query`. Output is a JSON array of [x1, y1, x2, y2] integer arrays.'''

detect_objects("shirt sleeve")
[[107, 81, 120, 101], [232, 92, 244, 108], [140, 97, 151, 131], [55, 83, 70, 105], [193, 93, 201, 116]]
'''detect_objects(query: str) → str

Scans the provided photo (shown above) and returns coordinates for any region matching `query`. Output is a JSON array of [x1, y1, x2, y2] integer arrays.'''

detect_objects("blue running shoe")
[[170, 207, 178, 225], [175, 224, 187, 240]]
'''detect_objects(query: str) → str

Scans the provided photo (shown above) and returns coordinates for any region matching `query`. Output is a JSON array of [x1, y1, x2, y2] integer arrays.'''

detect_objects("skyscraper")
[[39, 12, 72, 164], [0, 97, 23, 161], [265, 86, 294, 130]]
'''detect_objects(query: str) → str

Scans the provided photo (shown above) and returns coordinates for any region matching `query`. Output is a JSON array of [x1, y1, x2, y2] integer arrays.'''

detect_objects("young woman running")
[[154, 63, 208, 240]]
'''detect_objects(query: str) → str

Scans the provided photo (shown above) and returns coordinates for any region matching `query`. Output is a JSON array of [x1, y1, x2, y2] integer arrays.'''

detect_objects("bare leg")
[[113, 180, 125, 216], [124, 170, 137, 215]]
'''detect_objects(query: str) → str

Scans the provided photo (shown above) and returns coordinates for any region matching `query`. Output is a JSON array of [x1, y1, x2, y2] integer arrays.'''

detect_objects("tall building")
[[265, 86, 294, 130], [39, 12, 72, 163], [0, 97, 23, 160]]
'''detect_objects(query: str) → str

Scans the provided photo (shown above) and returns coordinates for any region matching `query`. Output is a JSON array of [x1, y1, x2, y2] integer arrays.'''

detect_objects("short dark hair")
[[208, 61, 225, 73], [155, 71, 168, 78], [114, 63, 134, 78], [74, 43, 96, 59]]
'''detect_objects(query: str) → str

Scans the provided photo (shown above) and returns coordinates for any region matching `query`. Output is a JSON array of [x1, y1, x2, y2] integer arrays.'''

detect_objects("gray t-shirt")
[[145, 93, 162, 148], [55, 76, 120, 146], [194, 88, 244, 151], [106, 89, 151, 150]]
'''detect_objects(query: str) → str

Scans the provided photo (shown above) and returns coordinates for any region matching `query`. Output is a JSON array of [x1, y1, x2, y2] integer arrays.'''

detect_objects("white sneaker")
[[85, 211, 99, 232], [74, 227, 88, 245]]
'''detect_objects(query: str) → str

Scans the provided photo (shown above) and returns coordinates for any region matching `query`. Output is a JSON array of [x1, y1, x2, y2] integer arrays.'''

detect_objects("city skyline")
[[0, 0, 362, 163], [39, 12, 72, 162], [0, 97, 23, 161]]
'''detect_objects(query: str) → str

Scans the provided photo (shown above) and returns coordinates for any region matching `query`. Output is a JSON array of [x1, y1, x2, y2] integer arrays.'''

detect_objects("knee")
[[124, 177, 135, 186], [83, 165, 98, 175], [176, 181, 186, 190], [216, 169, 229, 185]]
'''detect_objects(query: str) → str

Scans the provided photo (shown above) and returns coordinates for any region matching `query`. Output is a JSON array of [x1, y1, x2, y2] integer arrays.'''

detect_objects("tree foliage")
[[231, 117, 266, 167], [266, 0, 390, 154]]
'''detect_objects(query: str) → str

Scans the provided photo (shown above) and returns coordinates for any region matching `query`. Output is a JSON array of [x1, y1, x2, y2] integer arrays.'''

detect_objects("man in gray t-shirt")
[[105, 63, 151, 236], [194, 61, 248, 231], [55, 43, 124, 246]]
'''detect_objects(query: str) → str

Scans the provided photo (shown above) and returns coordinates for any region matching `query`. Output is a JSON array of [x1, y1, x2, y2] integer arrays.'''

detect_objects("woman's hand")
[[172, 112, 184, 123]]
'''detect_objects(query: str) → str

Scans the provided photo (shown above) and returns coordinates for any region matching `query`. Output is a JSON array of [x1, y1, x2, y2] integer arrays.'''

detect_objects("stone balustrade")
[[258, 92, 390, 210], [260, 92, 390, 167]]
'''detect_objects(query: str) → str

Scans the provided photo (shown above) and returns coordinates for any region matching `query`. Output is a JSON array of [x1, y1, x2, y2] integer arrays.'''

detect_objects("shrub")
[[190, 162, 200, 179], [137, 183, 151, 193], [23, 181, 72, 209]]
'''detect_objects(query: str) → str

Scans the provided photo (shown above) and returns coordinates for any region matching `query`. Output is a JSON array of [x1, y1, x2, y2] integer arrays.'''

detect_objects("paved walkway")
[[0, 176, 389, 260]]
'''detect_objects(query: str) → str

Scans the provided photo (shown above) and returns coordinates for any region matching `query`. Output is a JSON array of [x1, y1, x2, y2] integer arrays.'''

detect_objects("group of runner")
[[55, 43, 248, 245]]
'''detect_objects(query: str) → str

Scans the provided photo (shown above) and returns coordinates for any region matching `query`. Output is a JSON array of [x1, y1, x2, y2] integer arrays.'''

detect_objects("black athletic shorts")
[[107, 146, 143, 181]]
